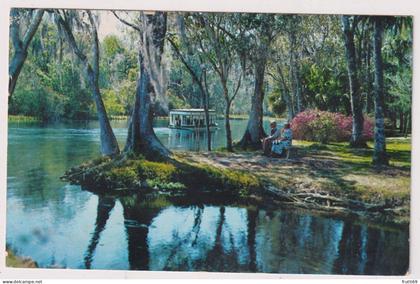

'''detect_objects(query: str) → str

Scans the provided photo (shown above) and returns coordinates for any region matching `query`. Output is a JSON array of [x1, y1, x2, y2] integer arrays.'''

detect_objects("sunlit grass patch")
[[8, 115, 40, 122], [351, 175, 411, 203]]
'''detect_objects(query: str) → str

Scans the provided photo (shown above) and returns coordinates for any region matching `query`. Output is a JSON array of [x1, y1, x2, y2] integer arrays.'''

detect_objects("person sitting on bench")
[[271, 123, 293, 157], [262, 121, 281, 156]]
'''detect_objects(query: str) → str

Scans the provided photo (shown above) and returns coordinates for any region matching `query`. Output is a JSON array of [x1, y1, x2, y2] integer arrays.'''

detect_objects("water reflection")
[[84, 196, 116, 269], [81, 193, 407, 274]]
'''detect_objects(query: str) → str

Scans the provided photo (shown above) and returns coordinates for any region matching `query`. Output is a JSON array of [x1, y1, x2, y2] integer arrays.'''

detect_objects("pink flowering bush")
[[290, 109, 374, 143]]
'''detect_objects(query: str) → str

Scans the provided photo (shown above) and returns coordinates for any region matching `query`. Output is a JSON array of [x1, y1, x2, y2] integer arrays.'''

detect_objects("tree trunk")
[[399, 111, 404, 133], [276, 65, 294, 120], [125, 56, 171, 159], [124, 12, 170, 159], [89, 12, 120, 156], [55, 10, 120, 156], [372, 17, 389, 166], [365, 40, 373, 114], [203, 93, 212, 152], [287, 18, 303, 115], [291, 48, 303, 113], [342, 16, 367, 148], [203, 70, 212, 151], [9, 9, 45, 97], [8, 50, 26, 97], [225, 101, 233, 152], [88, 68, 120, 156], [220, 80, 234, 152], [391, 111, 397, 131], [239, 58, 267, 149], [404, 112, 411, 137]]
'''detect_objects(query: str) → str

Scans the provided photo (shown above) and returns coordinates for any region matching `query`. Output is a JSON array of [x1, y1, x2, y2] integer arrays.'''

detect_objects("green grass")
[[321, 138, 411, 168], [291, 137, 411, 205], [109, 115, 129, 120], [63, 153, 264, 198], [209, 137, 411, 223]]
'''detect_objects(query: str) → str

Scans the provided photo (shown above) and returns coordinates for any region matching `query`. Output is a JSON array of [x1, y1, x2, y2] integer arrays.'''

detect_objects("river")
[[6, 119, 409, 274]]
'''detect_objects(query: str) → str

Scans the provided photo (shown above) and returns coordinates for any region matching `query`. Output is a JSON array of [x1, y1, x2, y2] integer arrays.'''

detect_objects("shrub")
[[107, 166, 138, 188], [291, 109, 374, 143], [135, 160, 177, 183]]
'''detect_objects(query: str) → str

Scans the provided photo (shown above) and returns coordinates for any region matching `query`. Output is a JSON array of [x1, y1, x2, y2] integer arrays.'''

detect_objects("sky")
[[97, 11, 122, 40]]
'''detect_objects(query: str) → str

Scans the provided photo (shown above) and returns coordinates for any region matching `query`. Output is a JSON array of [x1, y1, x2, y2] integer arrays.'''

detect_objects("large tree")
[[114, 11, 171, 158], [167, 13, 213, 151], [372, 16, 389, 166], [54, 10, 120, 156], [194, 13, 244, 152], [286, 15, 304, 114], [9, 8, 45, 97], [341, 16, 367, 148], [239, 14, 278, 149]]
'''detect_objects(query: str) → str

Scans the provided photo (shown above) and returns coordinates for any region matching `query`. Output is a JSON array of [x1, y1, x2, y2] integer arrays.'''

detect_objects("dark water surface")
[[6, 119, 409, 274]]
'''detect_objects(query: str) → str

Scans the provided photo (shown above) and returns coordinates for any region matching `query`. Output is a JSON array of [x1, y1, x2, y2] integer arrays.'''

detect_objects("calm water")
[[6, 119, 409, 274]]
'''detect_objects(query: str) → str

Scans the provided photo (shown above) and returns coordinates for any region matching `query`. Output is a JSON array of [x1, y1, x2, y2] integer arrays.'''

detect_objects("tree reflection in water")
[[119, 195, 163, 270], [84, 196, 116, 269], [84, 193, 408, 274]]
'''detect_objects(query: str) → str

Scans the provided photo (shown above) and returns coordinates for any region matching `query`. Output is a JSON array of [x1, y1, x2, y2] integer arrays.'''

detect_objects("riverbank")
[[182, 137, 411, 225], [8, 115, 40, 123], [62, 137, 410, 225], [6, 248, 38, 268]]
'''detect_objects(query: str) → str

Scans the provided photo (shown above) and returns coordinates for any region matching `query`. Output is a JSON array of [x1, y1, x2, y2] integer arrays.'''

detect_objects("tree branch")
[[9, 9, 21, 50], [22, 9, 45, 49], [167, 36, 205, 95], [54, 10, 87, 63], [112, 11, 141, 32], [87, 10, 99, 77], [230, 71, 242, 104]]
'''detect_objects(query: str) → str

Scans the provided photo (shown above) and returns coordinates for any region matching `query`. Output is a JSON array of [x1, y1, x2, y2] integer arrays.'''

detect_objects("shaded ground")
[[179, 138, 411, 224]]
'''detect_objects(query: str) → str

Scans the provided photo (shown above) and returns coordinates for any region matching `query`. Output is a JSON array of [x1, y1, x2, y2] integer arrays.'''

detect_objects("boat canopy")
[[169, 109, 217, 128]]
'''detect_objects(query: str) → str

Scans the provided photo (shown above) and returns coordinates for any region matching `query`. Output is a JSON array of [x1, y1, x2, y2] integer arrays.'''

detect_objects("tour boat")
[[168, 109, 218, 130]]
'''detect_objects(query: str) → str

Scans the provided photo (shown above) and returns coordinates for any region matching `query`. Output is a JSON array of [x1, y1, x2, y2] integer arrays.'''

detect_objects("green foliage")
[[102, 89, 125, 115], [383, 21, 412, 120], [267, 90, 287, 115], [107, 166, 138, 188], [303, 63, 348, 112], [135, 160, 178, 183], [167, 90, 190, 110], [9, 11, 413, 133], [102, 35, 124, 58], [10, 54, 93, 121], [65, 154, 263, 197], [171, 162, 263, 197], [307, 114, 337, 144]]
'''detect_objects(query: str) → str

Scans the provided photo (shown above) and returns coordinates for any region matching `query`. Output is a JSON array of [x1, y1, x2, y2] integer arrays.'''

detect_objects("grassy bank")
[[8, 115, 40, 123], [62, 153, 263, 199], [184, 137, 411, 224], [62, 137, 410, 225]]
